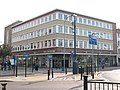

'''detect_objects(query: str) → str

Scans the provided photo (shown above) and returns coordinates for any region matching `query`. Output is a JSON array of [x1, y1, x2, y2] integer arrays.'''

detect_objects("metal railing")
[[84, 75, 120, 90]]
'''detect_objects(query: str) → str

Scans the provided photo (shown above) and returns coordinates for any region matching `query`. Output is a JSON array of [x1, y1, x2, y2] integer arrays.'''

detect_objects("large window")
[[79, 41, 83, 48], [58, 25, 63, 33], [65, 40, 68, 47], [52, 39, 56, 46], [58, 39, 63, 47], [53, 13, 56, 20], [69, 40, 73, 47], [65, 26, 68, 34], [79, 18, 82, 23], [58, 13, 63, 19]]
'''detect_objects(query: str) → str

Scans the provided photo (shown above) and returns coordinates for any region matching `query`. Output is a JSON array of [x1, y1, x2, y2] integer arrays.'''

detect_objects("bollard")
[[86, 66, 88, 75], [48, 69, 50, 80], [52, 69, 54, 78], [1, 83, 7, 90], [65, 68, 67, 74], [80, 66, 83, 80], [92, 73, 94, 79], [84, 75, 88, 90]]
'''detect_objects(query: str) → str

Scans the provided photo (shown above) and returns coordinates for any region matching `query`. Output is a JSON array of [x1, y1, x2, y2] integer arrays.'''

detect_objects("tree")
[[0, 44, 12, 62]]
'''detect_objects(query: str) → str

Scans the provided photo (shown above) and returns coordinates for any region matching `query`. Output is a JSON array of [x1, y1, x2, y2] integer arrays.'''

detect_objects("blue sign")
[[48, 54, 53, 60], [23, 53, 31, 59], [89, 35, 97, 45]]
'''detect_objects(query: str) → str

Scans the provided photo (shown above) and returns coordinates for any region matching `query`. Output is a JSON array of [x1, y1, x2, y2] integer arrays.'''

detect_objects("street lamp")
[[63, 14, 78, 74]]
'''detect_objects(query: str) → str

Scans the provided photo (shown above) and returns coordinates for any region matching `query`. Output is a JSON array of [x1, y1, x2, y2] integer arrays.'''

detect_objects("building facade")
[[11, 9, 117, 68], [117, 29, 120, 66]]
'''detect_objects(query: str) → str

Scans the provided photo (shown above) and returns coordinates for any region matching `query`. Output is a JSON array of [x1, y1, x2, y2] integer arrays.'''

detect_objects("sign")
[[10, 59, 16, 65], [89, 34, 97, 45], [23, 53, 31, 59], [48, 54, 53, 60]]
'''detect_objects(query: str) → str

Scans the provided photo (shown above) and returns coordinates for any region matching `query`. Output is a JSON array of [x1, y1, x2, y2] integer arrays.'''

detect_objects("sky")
[[0, 0, 120, 44]]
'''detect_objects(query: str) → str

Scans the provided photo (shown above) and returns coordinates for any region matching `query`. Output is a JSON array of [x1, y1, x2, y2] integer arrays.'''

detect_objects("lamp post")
[[72, 14, 78, 74], [63, 14, 78, 74], [63, 14, 74, 74]]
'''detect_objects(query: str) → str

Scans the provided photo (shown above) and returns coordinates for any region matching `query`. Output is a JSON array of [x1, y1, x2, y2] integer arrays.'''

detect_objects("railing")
[[84, 75, 120, 90]]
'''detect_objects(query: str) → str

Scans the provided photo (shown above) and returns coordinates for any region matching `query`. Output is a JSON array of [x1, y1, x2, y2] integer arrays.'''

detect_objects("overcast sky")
[[0, 0, 120, 44]]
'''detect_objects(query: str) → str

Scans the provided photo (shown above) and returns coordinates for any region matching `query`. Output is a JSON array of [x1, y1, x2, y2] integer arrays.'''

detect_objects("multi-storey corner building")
[[11, 9, 117, 68]]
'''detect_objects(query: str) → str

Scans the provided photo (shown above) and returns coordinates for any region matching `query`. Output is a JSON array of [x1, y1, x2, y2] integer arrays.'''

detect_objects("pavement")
[[0, 66, 120, 82]]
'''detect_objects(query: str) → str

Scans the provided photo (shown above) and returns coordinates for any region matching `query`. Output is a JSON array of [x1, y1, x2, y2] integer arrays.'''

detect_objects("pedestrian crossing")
[[51, 75, 80, 81]]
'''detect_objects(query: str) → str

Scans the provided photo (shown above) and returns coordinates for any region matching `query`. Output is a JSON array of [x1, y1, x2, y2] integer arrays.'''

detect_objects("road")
[[0, 80, 83, 90], [101, 69, 120, 82]]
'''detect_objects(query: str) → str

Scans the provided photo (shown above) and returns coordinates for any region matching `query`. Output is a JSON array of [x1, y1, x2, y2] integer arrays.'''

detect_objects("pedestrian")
[[4, 61, 7, 71]]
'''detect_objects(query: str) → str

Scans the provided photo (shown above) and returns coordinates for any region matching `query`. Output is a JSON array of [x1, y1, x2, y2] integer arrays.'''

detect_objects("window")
[[64, 15, 68, 20], [65, 26, 68, 34], [31, 43, 33, 49], [84, 41, 87, 48], [53, 13, 56, 19], [103, 23, 106, 28], [34, 43, 36, 49], [37, 42, 39, 48], [44, 28, 47, 35], [108, 44, 110, 50], [45, 17, 47, 22], [79, 18, 82, 23], [79, 28, 82, 36], [79, 41, 83, 48], [69, 40, 73, 47], [37, 30, 40, 37], [48, 40, 51, 47], [44, 41, 47, 47], [69, 27, 73, 34], [41, 41, 43, 48], [92, 21, 95, 26], [88, 20, 91, 25], [41, 29, 44, 36], [58, 25, 63, 33], [53, 39, 56, 46], [83, 18, 87, 24], [58, 39, 63, 47], [41, 18, 44, 23], [100, 22, 102, 27], [48, 28, 52, 34], [49, 15, 51, 21], [58, 13, 62, 19], [84, 29, 87, 36], [65, 40, 68, 47], [53, 25, 56, 33], [69, 16, 72, 21], [96, 21, 99, 26]]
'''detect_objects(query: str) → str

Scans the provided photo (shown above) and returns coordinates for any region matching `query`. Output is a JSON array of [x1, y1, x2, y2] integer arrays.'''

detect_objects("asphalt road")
[[0, 80, 83, 90], [101, 69, 120, 82]]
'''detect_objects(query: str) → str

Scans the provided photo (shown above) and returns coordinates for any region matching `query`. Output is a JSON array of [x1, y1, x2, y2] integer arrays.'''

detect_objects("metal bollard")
[[80, 66, 83, 80], [65, 68, 67, 74], [52, 69, 54, 78], [84, 76, 88, 90], [48, 69, 50, 80], [92, 73, 94, 79], [86, 66, 88, 75], [1, 83, 7, 90]]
